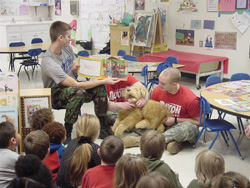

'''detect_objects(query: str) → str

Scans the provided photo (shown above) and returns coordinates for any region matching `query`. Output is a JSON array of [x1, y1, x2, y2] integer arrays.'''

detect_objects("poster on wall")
[[133, 13, 153, 46], [219, 0, 236, 12], [135, 0, 145, 10], [204, 34, 214, 50], [207, 0, 218, 11], [55, 0, 62, 16], [161, 0, 170, 2], [176, 29, 195, 46], [177, 0, 198, 13], [236, 0, 248, 9], [214, 32, 237, 50]]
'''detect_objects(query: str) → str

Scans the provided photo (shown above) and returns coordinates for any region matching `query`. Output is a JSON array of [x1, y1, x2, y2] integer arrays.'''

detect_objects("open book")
[[77, 56, 128, 81]]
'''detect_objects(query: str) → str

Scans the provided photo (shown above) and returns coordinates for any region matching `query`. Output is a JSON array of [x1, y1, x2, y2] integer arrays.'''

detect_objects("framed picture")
[[236, 0, 248, 9]]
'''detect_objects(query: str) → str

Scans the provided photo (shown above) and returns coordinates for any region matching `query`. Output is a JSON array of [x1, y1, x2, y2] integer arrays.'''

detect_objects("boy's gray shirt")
[[0, 148, 19, 187], [41, 45, 75, 88]]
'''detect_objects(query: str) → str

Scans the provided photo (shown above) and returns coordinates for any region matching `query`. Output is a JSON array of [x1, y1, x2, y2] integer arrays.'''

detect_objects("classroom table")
[[201, 81, 250, 132], [0, 42, 50, 71], [139, 50, 229, 89], [127, 61, 185, 73]]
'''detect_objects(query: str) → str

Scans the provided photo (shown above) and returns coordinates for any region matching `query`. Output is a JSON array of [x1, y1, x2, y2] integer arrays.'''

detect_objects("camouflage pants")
[[51, 85, 108, 125], [163, 122, 199, 144]]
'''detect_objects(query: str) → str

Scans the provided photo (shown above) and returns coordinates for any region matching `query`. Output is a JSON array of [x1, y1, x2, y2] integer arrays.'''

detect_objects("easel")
[[131, 13, 164, 58]]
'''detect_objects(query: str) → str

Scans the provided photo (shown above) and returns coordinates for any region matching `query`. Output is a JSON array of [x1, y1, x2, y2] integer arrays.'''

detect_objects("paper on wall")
[[231, 12, 250, 33]]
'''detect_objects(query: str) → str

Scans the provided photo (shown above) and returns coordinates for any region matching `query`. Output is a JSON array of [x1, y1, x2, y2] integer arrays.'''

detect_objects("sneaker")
[[167, 141, 182, 154], [98, 128, 111, 139]]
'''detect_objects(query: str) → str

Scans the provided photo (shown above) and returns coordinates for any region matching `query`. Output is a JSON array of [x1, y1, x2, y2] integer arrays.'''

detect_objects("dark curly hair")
[[42, 122, 65, 144], [30, 108, 54, 130], [7, 154, 53, 188]]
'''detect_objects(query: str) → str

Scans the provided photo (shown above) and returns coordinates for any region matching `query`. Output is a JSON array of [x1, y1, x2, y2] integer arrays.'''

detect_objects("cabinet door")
[[22, 31, 50, 44]]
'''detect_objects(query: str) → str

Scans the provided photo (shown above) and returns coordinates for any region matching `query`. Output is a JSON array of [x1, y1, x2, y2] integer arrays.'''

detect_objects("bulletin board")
[[80, 0, 134, 49], [0, 0, 29, 16]]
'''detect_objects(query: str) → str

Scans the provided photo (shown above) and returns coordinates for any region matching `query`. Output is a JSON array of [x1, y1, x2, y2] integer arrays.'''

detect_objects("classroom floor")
[[2, 57, 250, 187]]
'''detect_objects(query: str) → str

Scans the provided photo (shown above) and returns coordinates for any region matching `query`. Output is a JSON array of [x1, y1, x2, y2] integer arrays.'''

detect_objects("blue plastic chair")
[[205, 75, 222, 87], [193, 96, 243, 160], [230, 73, 250, 81], [17, 48, 42, 80], [229, 73, 250, 133], [141, 65, 149, 87], [117, 50, 126, 57], [9, 42, 31, 71], [123, 55, 138, 61], [147, 62, 172, 92], [78, 50, 89, 57], [165, 56, 179, 64], [31, 38, 43, 44]]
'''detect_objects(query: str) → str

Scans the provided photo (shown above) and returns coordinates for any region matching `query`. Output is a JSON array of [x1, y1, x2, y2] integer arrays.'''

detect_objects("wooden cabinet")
[[110, 26, 133, 56], [0, 22, 51, 47]]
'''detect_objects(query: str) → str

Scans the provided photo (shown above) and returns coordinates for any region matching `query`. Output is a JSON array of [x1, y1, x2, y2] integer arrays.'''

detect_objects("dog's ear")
[[139, 87, 148, 98]]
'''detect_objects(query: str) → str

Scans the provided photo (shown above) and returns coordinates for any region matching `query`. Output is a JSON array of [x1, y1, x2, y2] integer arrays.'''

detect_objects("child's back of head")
[[42, 121, 65, 144], [140, 130, 165, 159], [195, 149, 225, 188], [30, 108, 54, 130], [114, 153, 148, 188], [136, 172, 175, 188], [23, 130, 50, 160], [7, 154, 53, 188], [213, 171, 250, 188], [0, 121, 20, 149], [100, 135, 124, 165]]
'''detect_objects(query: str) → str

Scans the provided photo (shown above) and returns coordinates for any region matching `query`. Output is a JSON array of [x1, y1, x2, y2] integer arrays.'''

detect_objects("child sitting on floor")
[[212, 171, 250, 188], [188, 149, 225, 188], [0, 117, 21, 187], [139, 130, 182, 188], [23, 130, 50, 161], [136, 172, 175, 188], [57, 113, 101, 188], [42, 122, 66, 182], [30, 108, 54, 130], [7, 154, 54, 188], [81, 135, 124, 188], [113, 153, 148, 188]]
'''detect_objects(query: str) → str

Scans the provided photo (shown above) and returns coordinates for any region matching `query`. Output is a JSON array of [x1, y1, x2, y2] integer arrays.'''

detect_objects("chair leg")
[[23, 66, 30, 80], [220, 131, 229, 146], [17, 65, 23, 77], [226, 130, 243, 160], [208, 132, 219, 149]]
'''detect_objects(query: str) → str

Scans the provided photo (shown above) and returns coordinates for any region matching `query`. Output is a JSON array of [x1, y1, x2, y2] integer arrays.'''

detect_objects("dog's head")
[[123, 86, 148, 103]]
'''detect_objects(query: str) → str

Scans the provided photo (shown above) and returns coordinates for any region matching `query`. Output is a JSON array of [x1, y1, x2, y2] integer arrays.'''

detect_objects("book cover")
[[78, 56, 128, 80]]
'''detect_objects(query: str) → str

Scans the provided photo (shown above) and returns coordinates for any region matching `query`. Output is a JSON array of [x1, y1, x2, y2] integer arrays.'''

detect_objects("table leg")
[[220, 61, 224, 80]]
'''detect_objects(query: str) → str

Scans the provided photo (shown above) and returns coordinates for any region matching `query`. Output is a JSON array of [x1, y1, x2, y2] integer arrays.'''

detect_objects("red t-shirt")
[[151, 85, 200, 118], [106, 74, 138, 102], [81, 165, 115, 188]]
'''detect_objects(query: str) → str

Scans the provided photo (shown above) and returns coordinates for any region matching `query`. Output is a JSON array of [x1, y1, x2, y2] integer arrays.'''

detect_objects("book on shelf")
[[77, 56, 128, 81]]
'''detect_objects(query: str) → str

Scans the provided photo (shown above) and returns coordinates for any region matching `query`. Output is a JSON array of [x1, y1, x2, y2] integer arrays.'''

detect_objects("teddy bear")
[[112, 86, 172, 139]]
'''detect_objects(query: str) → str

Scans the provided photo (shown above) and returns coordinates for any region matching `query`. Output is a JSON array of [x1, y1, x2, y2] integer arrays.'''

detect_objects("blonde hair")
[[140, 130, 165, 159], [212, 171, 250, 188], [195, 149, 225, 188], [114, 153, 147, 188], [70, 114, 100, 187], [161, 67, 181, 84], [136, 172, 175, 188], [50, 21, 72, 42]]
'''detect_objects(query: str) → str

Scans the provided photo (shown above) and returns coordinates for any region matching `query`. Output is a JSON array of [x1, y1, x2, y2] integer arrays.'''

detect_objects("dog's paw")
[[114, 128, 123, 137], [157, 124, 165, 133]]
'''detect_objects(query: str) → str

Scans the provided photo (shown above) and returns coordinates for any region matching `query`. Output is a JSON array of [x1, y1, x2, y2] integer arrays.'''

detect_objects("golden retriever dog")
[[112, 86, 171, 137]]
